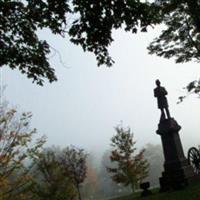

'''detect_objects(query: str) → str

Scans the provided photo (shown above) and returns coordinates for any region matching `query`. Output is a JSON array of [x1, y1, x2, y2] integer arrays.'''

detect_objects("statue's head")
[[155, 79, 160, 86]]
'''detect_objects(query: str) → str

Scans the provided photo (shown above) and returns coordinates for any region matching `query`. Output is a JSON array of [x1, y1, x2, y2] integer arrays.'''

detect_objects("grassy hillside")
[[109, 182, 200, 200]]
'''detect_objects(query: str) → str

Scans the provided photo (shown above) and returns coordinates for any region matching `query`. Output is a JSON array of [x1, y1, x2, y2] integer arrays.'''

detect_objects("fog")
[[3, 27, 200, 156]]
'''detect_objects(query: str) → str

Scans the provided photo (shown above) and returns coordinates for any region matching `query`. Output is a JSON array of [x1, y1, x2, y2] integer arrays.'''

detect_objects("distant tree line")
[[0, 99, 164, 200]]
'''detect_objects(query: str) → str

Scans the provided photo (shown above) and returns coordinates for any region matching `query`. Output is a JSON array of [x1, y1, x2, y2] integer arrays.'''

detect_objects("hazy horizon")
[[3, 27, 200, 156]]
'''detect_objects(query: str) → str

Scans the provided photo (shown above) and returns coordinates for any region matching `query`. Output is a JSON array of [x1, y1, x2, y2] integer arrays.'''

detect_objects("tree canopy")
[[148, 0, 200, 64], [1, 0, 200, 85]]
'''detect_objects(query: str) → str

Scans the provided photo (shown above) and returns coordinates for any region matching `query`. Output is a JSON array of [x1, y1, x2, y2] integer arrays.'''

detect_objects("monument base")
[[157, 118, 199, 191]]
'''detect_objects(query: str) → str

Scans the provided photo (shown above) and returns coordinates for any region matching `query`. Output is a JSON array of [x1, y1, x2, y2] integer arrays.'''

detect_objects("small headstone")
[[140, 182, 152, 197]]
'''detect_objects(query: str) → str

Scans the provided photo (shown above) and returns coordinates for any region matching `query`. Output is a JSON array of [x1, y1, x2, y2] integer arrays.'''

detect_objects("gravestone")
[[154, 80, 197, 191], [140, 182, 152, 197]]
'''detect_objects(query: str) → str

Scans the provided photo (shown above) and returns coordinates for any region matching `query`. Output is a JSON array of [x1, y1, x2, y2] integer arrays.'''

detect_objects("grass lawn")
[[109, 182, 200, 200]]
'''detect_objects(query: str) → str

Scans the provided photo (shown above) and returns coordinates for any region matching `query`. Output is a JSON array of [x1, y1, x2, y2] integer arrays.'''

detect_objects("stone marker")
[[154, 80, 197, 191]]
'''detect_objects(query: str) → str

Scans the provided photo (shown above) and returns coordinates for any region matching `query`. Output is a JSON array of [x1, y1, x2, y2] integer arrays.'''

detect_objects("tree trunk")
[[77, 185, 82, 200], [131, 183, 135, 194]]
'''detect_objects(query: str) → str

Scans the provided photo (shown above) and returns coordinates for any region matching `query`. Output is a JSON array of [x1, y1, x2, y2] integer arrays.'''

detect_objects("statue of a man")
[[154, 79, 171, 121]]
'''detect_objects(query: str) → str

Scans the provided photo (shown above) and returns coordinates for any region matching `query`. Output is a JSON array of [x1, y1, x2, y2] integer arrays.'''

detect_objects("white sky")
[[3, 27, 200, 156]]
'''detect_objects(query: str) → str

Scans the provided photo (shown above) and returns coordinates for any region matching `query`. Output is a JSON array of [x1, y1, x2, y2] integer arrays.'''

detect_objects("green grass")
[[108, 182, 200, 200]]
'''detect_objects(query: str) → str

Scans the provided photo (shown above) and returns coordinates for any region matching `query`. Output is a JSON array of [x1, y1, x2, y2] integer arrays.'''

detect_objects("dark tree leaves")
[[69, 0, 159, 67], [177, 79, 200, 103], [2, 0, 200, 86], [0, 0, 159, 85], [148, 0, 200, 64], [0, 0, 71, 85]]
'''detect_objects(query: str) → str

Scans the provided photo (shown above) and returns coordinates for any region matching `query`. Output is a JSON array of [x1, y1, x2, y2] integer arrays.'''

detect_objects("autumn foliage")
[[107, 126, 149, 193], [0, 104, 46, 199], [0, 102, 88, 200]]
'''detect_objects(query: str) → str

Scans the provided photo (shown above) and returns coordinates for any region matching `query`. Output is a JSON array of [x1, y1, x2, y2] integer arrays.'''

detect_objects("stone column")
[[157, 118, 197, 191]]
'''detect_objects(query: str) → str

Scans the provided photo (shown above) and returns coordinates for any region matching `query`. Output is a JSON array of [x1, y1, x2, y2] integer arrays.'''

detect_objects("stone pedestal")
[[157, 118, 197, 191]]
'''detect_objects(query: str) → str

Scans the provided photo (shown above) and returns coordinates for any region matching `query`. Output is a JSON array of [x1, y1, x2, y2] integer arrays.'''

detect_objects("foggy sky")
[[3, 27, 200, 156]]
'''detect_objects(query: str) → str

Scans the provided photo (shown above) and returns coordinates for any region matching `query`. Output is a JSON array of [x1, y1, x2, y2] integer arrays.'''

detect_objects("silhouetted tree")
[[177, 80, 200, 103], [3, 1, 200, 86], [107, 126, 149, 193], [148, 1, 200, 64]]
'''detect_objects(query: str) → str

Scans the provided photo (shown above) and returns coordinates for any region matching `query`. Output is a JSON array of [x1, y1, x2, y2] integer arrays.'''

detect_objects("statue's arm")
[[163, 87, 168, 95]]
